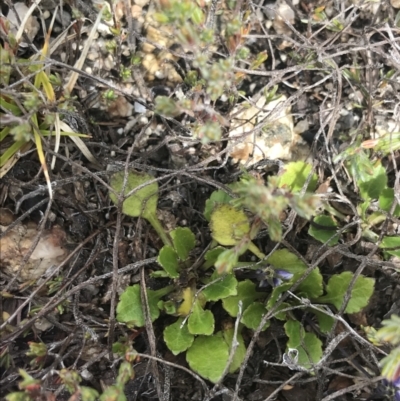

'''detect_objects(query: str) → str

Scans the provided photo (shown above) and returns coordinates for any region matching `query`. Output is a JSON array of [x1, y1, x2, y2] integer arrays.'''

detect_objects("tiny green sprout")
[[101, 5, 113, 21], [109, 26, 122, 36], [131, 54, 142, 66], [109, 170, 172, 246], [105, 39, 117, 52], [59, 369, 82, 393], [194, 121, 221, 143], [184, 70, 199, 86], [102, 89, 118, 102], [120, 65, 131, 81], [71, 7, 84, 19], [26, 342, 47, 368], [23, 93, 41, 111], [237, 46, 250, 60], [10, 122, 31, 142], [48, 73, 62, 87]]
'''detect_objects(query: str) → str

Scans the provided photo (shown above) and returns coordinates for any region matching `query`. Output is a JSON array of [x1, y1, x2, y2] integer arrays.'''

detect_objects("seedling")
[[112, 161, 376, 381], [109, 170, 172, 247]]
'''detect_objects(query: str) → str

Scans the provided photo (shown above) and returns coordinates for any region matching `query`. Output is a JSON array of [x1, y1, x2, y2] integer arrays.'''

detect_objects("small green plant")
[[111, 164, 376, 382], [5, 360, 135, 401], [152, 0, 269, 143], [0, 37, 88, 192], [109, 170, 173, 247], [332, 140, 400, 255]]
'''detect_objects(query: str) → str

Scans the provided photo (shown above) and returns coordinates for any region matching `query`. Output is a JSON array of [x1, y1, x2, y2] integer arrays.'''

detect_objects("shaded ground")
[[1, 0, 400, 400]]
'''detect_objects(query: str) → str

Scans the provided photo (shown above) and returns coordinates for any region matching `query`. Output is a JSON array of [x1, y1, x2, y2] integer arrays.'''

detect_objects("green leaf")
[[192, 6, 205, 24], [164, 318, 194, 355], [176, 287, 196, 317], [204, 190, 233, 221], [171, 227, 196, 260], [284, 320, 323, 369], [379, 188, 400, 216], [99, 385, 126, 401], [222, 280, 264, 317], [278, 161, 318, 193], [294, 268, 324, 299], [266, 282, 292, 311], [272, 302, 292, 321], [267, 249, 323, 299], [202, 246, 226, 270], [80, 386, 100, 401], [267, 249, 307, 273], [188, 300, 215, 335], [186, 334, 229, 383], [116, 285, 160, 327], [241, 302, 270, 330], [267, 215, 283, 243], [316, 272, 375, 313], [202, 272, 238, 301], [214, 248, 239, 274], [222, 327, 246, 373], [155, 96, 181, 117], [308, 215, 339, 246], [312, 309, 335, 334], [358, 161, 387, 200], [157, 246, 180, 278], [210, 204, 251, 246], [6, 393, 33, 401], [380, 236, 400, 257], [109, 170, 158, 220]]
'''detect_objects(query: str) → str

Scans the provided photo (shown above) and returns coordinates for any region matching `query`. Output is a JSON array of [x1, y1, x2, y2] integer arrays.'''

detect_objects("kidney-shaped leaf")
[[358, 161, 387, 200], [241, 302, 270, 331], [188, 300, 215, 335], [186, 334, 229, 383], [308, 215, 339, 246], [278, 161, 318, 193], [204, 190, 233, 221], [202, 272, 238, 301], [210, 204, 250, 246], [110, 170, 158, 219], [171, 227, 196, 260], [284, 319, 323, 369], [157, 245, 180, 278], [380, 236, 400, 257], [164, 318, 194, 355], [116, 284, 160, 327], [222, 327, 246, 373], [316, 271, 375, 313], [222, 280, 264, 317]]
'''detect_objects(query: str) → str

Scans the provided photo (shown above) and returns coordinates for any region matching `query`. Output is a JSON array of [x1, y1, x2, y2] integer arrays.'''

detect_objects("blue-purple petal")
[[275, 269, 293, 280]]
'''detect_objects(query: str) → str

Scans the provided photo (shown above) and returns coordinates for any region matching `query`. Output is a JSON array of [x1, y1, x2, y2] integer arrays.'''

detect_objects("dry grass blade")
[[57, 120, 100, 167], [63, 7, 104, 95], [15, 0, 42, 43], [0, 142, 32, 179]]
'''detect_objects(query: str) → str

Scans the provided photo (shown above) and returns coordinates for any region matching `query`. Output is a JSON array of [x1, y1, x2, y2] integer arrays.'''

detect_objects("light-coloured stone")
[[229, 92, 310, 165], [0, 222, 69, 282], [134, 0, 151, 7], [273, 2, 295, 36]]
